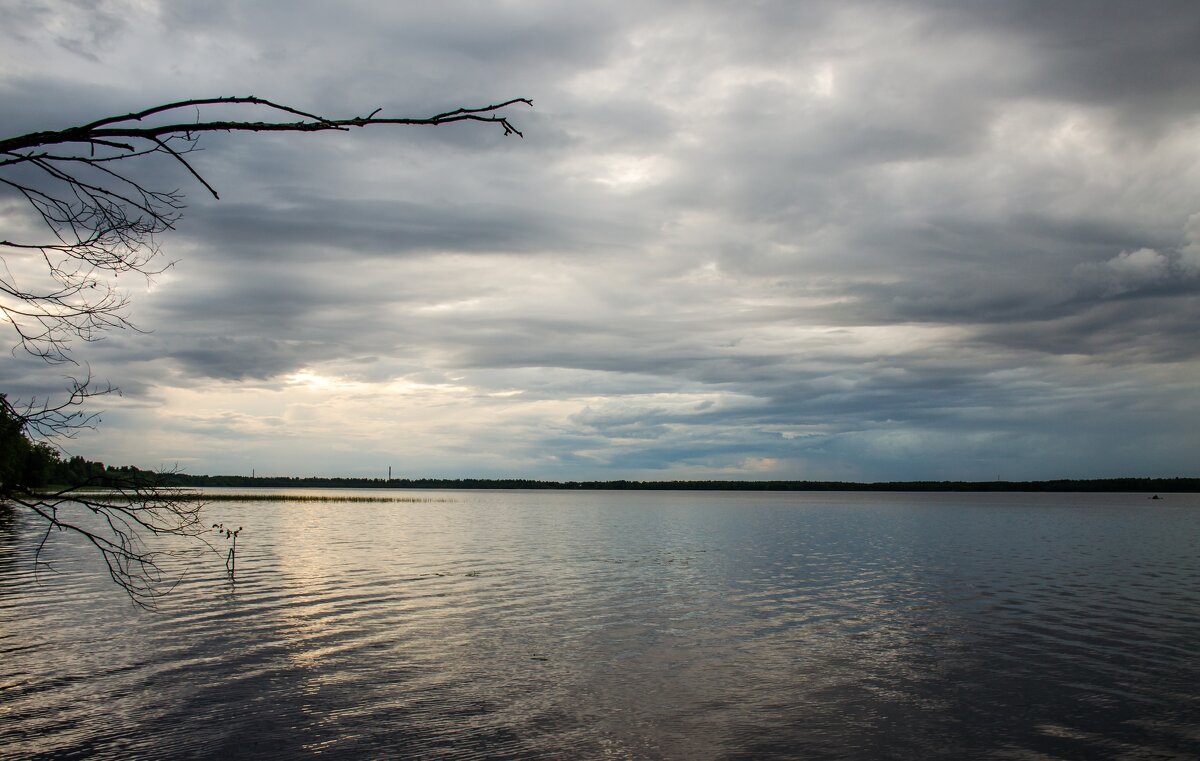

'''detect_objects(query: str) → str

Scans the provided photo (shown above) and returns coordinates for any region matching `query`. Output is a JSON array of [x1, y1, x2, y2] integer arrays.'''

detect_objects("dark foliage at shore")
[[37, 457, 1200, 493], [0, 399, 59, 495]]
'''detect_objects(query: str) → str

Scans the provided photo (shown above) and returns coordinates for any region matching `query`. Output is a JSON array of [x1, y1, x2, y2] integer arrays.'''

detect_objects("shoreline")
[[142, 475, 1200, 493]]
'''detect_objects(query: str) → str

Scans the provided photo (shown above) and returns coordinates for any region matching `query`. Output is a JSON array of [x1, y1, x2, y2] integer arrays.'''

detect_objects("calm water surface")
[[1, 490, 1198, 759]]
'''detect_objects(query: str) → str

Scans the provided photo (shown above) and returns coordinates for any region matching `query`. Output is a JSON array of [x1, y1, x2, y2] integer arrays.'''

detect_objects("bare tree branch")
[[0, 96, 531, 362], [1, 95, 531, 603], [13, 474, 214, 606], [1, 372, 108, 439], [0, 96, 533, 156]]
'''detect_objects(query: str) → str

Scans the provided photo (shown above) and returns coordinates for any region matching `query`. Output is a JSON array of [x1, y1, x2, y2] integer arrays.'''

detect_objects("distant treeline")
[[108, 468, 1200, 492], [20, 451, 1199, 493]]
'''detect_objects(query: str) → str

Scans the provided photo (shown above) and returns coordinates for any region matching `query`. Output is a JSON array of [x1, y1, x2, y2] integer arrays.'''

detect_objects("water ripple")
[[1, 491, 1199, 759]]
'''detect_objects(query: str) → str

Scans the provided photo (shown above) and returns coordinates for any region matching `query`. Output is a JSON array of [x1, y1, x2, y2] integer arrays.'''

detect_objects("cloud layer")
[[3, 0, 1199, 479]]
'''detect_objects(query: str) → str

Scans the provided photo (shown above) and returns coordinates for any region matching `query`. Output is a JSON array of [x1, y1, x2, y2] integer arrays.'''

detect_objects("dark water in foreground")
[[1, 490, 1198, 760]]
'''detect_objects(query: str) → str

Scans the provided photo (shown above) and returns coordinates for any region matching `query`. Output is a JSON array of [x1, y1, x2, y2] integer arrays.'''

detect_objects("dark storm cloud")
[[165, 338, 332, 381], [182, 194, 628, 263], [921, 1, 1200, 126], [977, 293, 1200, 363]]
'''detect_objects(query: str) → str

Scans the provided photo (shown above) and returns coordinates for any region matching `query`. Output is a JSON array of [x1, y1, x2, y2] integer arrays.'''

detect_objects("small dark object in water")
[[1150, 494, 1161, 500]]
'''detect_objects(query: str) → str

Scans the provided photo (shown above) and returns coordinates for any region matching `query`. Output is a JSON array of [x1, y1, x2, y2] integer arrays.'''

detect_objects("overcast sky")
[[3, 0, 1199, 481]]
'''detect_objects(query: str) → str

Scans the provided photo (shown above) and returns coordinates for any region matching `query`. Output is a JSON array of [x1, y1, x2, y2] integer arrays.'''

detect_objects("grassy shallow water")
[[178, 493, 454, 503]]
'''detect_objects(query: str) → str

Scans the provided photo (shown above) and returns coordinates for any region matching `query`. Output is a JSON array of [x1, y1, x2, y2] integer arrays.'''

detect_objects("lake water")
[[1, 489, 1198, 759]]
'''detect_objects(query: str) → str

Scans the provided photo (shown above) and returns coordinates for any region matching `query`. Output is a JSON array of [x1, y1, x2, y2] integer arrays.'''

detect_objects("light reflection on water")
[[2, 490, 1199, 759]]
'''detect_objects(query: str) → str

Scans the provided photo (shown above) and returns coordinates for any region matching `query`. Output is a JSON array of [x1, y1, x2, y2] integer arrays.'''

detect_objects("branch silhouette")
[[0, 96, 532, 363], [0, 95, 531, 604]]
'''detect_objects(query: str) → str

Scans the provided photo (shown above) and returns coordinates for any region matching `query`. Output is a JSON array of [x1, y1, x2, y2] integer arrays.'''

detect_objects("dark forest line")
[[153, 475, 1200, 492], [44, 457, 1200, 492]]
